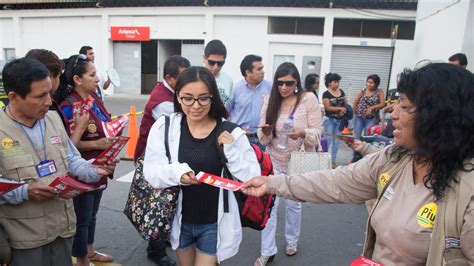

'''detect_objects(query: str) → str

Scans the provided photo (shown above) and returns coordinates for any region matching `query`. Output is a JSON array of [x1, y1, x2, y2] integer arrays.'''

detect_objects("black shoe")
[[148, 254, 177, 266]]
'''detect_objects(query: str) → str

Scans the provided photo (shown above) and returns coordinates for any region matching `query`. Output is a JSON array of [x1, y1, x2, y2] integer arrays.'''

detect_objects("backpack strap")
[[164, 116, 171, 164], [214, 120, 239, 213]]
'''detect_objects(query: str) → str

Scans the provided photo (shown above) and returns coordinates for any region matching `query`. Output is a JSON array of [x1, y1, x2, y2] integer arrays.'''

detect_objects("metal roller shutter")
[[330, 45, 393, 101]]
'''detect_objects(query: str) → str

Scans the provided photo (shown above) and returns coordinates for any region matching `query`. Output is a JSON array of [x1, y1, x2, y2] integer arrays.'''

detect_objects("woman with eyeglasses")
[[322, 72, 348, 169], [255, 62, 323, 266], [143, 66, 259, 265], [58, 54, 116, 266], [242, 63, 474, 265]]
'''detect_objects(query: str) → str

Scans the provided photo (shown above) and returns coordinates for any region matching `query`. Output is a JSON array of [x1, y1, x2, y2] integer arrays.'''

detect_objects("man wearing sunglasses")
[[226, 54, 271, 149], [203, 40, 233, 104]]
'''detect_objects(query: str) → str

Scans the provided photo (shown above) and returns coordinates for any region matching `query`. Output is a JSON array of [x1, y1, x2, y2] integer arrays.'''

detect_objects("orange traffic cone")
[[341, 127, 352, 135], [123, 105, 139, 161]]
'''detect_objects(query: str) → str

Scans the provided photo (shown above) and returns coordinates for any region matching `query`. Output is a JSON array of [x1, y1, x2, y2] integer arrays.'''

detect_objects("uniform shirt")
[[0, 118, 102, 204], [151, 80, 174, 120], [266, 146, 474, 264]]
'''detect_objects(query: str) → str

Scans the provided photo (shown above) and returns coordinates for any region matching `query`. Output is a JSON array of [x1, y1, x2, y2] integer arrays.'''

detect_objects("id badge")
[[36, 160, 57, 177]]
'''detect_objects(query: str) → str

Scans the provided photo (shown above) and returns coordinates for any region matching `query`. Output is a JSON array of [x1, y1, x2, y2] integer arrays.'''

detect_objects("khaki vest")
[[363, 155, 473, 265], [0, 110, 76, 249]]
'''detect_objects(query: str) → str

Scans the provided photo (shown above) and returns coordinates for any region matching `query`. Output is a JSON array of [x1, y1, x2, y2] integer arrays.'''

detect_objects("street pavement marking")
[[116, 170, 135, 183]]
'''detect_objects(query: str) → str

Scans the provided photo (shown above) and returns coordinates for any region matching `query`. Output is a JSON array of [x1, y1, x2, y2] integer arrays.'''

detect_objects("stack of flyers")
[[351, 256, 383, 266], [91, 136, 130, 166], [0, 177, 25, 196], [195, 172, 243, 191], [49, 176, 103, 199], [70, 96, 95, 133], [102, 114, 129, 138]]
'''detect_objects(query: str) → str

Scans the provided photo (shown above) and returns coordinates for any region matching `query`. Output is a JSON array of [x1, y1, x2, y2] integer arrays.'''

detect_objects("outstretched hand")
[[348, 139, 364, 152], [240, 176, 269, 197]]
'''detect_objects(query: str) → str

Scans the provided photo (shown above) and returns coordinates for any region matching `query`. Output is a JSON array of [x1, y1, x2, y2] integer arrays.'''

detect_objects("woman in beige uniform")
[[241, 63, 474, 265]]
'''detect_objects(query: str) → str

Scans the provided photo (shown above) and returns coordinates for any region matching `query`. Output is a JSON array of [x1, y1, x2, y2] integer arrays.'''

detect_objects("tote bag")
[[287, 138, 332, 175]]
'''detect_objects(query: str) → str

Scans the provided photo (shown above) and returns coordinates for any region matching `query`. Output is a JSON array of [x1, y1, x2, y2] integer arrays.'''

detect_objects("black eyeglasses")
[[207, 59, 225, 67], [276, 80, 296, 87], [179, 95, 213, 106], [72, 54, 87, 74]]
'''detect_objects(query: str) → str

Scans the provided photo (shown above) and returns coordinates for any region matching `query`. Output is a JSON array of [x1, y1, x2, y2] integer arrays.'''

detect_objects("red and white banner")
[[110, 26, 150, 41]]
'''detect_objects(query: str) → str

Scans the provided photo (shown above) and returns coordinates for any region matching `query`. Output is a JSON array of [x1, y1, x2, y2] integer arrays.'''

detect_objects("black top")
[[179, 118, 223, 224], [322, 89, 346, 118]]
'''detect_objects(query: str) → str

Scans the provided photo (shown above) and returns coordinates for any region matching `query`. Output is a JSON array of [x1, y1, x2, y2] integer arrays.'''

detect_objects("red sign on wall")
[[110, 26, 150, 41]]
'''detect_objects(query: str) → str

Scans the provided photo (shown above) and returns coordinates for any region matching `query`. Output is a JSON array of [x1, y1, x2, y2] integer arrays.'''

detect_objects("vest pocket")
[[0, 203, 47, 242], [0, 155, 36, 182]]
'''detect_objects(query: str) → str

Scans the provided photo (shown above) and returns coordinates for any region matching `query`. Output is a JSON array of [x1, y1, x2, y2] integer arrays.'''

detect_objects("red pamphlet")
[[195, 172, 243, 191], [70, 96, 95, 133], [326, 133, 355, 144], [0, 177, 25, 196], [351, 256, 383, 266], [91, 136, 130, 166], [102, 114, 129, 138], [49, 176, 102, 199]]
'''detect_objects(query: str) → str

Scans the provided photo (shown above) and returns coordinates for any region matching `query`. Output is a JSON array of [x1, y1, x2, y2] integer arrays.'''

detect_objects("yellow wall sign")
[[416, 202, 437, 228]]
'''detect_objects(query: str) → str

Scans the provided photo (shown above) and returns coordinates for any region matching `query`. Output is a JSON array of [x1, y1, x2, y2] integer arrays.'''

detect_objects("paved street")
[[92, 94, 368, 266]]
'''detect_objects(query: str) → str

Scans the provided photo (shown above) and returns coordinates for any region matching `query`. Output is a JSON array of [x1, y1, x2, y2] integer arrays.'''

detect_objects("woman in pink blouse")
[[255, 63, 323, 266]]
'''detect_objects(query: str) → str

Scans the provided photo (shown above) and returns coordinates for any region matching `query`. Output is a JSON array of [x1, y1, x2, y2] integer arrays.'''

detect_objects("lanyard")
[[7, 105, 48, 162]]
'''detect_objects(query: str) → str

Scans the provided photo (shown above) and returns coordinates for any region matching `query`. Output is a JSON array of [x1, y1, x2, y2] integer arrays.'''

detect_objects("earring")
[[294, 88, 298, 94]]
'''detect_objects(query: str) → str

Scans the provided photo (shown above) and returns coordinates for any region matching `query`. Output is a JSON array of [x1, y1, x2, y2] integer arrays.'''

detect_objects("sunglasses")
[[207, 59, 225, 67], [72, 54, 87, 74], [276, 80, 297, 87]]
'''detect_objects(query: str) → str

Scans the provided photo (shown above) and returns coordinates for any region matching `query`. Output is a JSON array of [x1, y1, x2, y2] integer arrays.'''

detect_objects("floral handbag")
[[123, 116, 179, 241]]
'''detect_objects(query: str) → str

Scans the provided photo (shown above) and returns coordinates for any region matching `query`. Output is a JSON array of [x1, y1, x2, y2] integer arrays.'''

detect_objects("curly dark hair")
[[397, 63, 474, 200]]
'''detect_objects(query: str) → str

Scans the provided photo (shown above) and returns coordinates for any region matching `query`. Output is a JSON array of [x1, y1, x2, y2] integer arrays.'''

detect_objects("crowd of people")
[[0, 38, 472, 266]]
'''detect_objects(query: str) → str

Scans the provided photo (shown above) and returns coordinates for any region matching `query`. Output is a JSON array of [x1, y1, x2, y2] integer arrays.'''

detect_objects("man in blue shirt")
[[226, 54, 272, 148]]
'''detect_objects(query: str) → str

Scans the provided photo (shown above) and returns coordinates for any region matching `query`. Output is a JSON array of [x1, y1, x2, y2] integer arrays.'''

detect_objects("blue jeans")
[[323, 117, 342, 163], [179, 223, 218, 256], [353, 116, 377, 139], [72, 190, 103, 258]]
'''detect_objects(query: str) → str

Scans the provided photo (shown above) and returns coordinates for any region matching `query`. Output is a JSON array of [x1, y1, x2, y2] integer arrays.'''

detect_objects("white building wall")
[[414, 0, 472, 71], [0, 18, 15, 51], [0, 6, 421, 94]]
